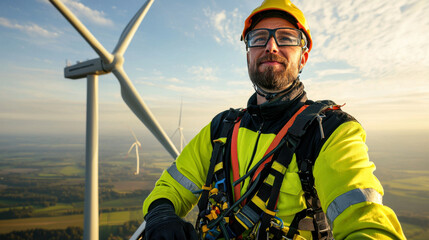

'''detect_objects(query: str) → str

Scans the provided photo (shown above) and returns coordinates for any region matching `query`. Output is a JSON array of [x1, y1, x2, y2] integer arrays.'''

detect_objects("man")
[[142, 0, 406, 239]]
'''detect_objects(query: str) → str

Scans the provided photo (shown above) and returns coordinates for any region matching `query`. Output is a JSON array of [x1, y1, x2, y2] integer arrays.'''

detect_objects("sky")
[[1, 0, 428, 153]]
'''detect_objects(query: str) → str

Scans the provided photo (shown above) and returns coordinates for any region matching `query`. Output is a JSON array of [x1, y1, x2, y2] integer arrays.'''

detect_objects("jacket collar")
[[247, 80, 307, 120]]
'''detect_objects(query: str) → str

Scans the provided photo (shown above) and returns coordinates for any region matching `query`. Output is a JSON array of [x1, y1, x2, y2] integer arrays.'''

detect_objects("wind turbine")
[[126, 128, 142, 175], [49, 0, 179, 239], [171, 99, 186, 152]]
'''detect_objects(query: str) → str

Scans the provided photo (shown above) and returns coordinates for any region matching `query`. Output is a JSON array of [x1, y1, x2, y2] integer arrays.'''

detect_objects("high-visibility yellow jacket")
[[143, 82, 405, 240]]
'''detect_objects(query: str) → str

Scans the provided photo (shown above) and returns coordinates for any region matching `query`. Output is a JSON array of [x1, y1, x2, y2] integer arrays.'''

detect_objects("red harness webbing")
[[230, 105, 309, 204]]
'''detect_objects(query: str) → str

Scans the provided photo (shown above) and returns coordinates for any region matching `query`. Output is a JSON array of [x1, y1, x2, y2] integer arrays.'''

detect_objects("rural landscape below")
[[0, 129, 428, 239]]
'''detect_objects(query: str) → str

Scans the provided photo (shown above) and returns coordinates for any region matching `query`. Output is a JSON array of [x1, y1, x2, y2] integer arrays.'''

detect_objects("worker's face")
[[247, 17, 308, 92]]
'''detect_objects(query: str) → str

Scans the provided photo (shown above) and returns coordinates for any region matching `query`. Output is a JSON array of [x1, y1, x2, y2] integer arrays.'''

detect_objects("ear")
[[299, 50, 309, 71]]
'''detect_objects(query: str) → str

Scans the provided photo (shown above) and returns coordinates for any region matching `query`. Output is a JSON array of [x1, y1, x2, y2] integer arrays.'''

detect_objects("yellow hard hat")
[[242, 0, 312, 52]]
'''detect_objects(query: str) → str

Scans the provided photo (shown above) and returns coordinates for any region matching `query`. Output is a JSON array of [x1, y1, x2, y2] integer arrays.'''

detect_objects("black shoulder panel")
[[210, 110, 231, 143], [295, 109, 357, 165]]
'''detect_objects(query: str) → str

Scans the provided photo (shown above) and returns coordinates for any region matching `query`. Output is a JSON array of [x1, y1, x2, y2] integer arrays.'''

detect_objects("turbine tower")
[[49, 0, 179, 239], [171, 99, 186, 152], [126, 127, 142, 175]]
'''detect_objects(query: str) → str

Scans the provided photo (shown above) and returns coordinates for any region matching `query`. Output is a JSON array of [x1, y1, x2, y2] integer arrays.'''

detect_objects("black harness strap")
[[196, 108, 244, 238], [286, 101, 336, 240]]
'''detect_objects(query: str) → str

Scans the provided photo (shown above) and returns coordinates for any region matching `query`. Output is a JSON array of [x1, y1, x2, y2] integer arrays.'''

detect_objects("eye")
[[252, 36, 267, 44], [277, 34, 295, 43]]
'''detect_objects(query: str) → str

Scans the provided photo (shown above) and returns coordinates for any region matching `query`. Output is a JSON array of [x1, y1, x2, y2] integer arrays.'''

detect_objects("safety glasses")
[[245, 27, 306, 49]]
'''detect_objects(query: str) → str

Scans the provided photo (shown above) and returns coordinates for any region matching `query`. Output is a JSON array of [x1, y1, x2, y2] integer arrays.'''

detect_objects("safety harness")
[[196, 100, 341, 240]]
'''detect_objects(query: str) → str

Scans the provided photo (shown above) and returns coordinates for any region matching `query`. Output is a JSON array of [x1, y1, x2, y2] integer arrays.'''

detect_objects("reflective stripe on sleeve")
[[167, 163, 200, 198], [327, 188, 383, 224]]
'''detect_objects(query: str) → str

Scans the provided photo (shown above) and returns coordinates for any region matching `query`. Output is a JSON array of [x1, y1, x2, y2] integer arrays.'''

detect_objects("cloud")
[[187, 66, 218, 82], [295, 0, 429, 77], [62, 0, 113, 26], [227, 80, 250, 87], [13, 65, 58, 74], [163, 83, 251, 104], [317, 68, 356, 77], [135, 73, 183, 85], [304, 68, 429, 131], [0, 17, 59, 38], [203, 7, 244, 50], [135, 80, 155, 86], [167, 77, 183, 84]]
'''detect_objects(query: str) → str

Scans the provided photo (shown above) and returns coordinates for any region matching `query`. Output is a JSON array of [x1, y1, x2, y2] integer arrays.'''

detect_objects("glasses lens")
[[247, 29, 270, 47], [275, 29, 301, 46]]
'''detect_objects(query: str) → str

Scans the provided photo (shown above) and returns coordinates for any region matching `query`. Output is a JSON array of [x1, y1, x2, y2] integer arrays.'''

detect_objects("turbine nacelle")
[[65, 58, 107, 79], [64, 55, 124, 79]]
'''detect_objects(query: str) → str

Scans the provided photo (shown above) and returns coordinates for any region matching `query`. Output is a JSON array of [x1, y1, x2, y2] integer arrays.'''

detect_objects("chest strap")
[[231, 105, 308, 205], [228, 105, 308, 238], [231, 102, 340, 239]]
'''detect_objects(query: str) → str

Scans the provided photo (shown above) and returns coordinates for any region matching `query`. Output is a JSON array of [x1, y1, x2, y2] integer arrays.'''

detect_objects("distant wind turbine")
[[49, 0, 179, 239], [126, 128, 142, 175], [171, 99, 186, 152]]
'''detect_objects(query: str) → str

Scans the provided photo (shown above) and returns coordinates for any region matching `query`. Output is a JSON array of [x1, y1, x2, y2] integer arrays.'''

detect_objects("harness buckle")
[[285, 134, 299, 149]]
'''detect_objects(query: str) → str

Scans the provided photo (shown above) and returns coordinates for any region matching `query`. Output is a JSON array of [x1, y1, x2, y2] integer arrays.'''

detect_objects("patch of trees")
[[0, 227, 83, 240], [0, 221, 142, 240], [0, 190, 58, 207], [1, 176, 49, 188], [0, 207, 34, 219], [104, 220, 141, 240], [0, 185, 150, 209]]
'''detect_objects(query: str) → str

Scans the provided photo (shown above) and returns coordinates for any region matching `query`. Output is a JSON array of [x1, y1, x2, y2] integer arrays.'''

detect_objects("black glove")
[[144, 203, 198, 240]]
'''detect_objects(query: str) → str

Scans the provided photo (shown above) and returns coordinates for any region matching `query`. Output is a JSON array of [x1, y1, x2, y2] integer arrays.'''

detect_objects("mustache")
[[257, 54, 286, 66]]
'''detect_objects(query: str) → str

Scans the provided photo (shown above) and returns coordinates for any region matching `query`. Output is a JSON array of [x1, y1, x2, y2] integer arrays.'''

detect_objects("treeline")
[[0, 185, 84, 207], [0, 206, 34, 219], [0, 206, 142, 220], [104, 220, 141, 240], [0, 187, 150, 219], [1, 184, 151, 208], [0, 227, 83, 240], [0, 207, 85, 219], [0, 221, 141, 240]]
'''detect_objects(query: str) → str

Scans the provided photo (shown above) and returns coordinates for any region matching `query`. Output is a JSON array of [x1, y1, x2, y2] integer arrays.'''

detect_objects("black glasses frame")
[[244, 27, 306, 49]]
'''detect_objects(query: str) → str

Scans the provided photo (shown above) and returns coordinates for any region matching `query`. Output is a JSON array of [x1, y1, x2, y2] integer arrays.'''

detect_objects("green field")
[[0, 214, 84, 234]]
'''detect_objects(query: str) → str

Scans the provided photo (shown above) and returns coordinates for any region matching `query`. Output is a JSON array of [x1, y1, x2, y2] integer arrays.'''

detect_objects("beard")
[[248, 53, 300, 92]]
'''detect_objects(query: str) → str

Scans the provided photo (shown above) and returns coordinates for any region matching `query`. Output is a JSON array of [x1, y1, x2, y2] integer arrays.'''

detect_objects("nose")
[[265, 36, 279, 53]]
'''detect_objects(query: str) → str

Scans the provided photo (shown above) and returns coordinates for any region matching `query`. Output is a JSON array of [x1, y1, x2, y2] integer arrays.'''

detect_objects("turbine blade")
[[127, 143, 136, 155], [113, 0, 154, 56], [49, 0, 113, 64], [113, 66, 179, 159], [178, 98, 183, 127], [179, 128, 186, 146], [128, 126, 139, 142], [171, 128, 179, 138]]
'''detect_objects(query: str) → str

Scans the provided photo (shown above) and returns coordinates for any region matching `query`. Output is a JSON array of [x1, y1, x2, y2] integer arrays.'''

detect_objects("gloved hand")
[[144, 203, 198, 240]]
